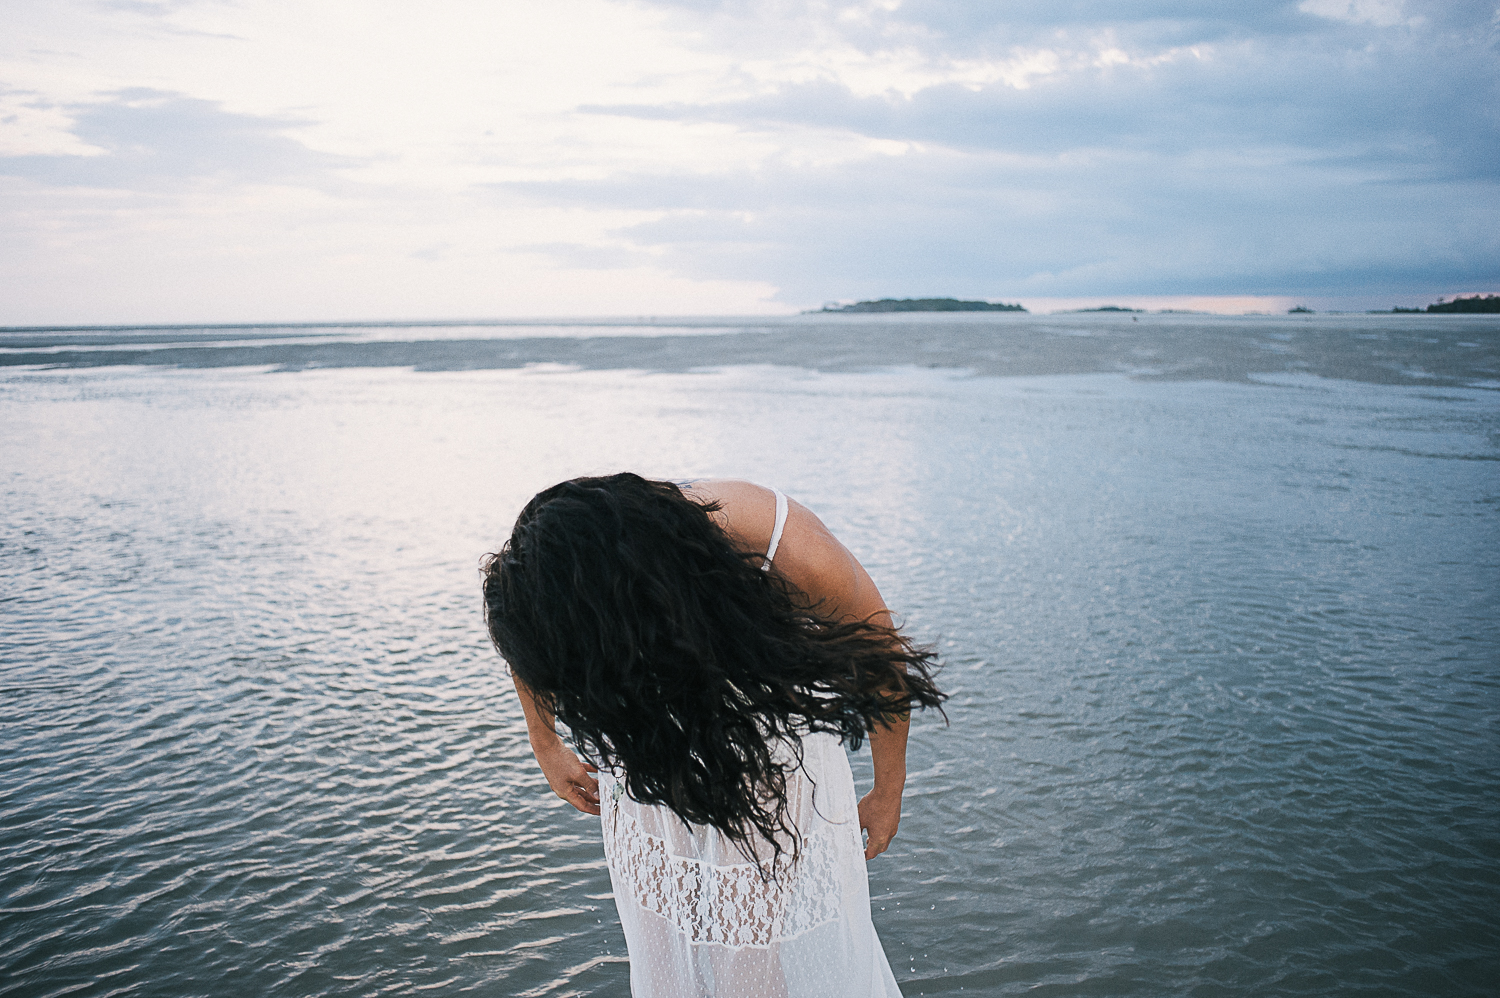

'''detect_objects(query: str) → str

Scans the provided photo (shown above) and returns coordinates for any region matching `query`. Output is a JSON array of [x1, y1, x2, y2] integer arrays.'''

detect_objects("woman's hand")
[[858, 786, 902, 860], [533, 738, 600, 816], [511, 673, 600, 816]]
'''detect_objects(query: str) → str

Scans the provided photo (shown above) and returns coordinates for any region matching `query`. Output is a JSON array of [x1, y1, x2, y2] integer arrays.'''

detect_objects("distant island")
[[1378, 295, 1500, 314], [816, 298, 1027, 313], [1063, 306, 1142, 313], [1421, 294, 1498, 314]]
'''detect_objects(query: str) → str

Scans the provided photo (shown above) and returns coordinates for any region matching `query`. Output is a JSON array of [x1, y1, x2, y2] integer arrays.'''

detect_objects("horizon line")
[[8, 310, 1500, 333]]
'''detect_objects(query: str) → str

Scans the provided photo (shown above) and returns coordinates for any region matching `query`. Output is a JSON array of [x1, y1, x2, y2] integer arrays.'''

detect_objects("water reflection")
[[1, 356, 1496, 996]]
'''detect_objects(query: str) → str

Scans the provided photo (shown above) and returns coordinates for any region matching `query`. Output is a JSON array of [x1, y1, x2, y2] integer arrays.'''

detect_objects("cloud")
[[601, 3, 1499, 164], [583, 57, 1495, 173], [641, 0, 1490, 43], [518, 241, 660, 271], [1298, 0, 1409, 27], [0, 89, 359, 190], [635, 0, 1331, 70], [1, 0, 1494, 320], [97, 0, 196, 16], [501, 143, 1499, 301], [504, 0, 1499, 302]]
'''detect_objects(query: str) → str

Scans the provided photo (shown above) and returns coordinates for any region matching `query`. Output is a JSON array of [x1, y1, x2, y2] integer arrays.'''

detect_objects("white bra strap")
[[763, 488, 788, 570]]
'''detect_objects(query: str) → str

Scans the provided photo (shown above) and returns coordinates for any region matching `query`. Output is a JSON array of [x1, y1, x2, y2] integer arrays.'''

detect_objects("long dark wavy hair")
[[481, 473, 945, 861]]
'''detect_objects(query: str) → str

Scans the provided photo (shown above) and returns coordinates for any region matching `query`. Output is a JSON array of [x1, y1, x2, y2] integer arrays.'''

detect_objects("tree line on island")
[[815, 300, 1181, 315], [1289, 294, 1500, 314], [814, 298, 1027, 313], [812, 294, 1500, 315], [1388, 294, 1500, 314]]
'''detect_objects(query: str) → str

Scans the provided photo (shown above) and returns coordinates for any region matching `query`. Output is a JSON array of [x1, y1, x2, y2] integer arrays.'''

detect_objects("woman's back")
[[600, 730, 894, 997], [599, 483, 899, 996]]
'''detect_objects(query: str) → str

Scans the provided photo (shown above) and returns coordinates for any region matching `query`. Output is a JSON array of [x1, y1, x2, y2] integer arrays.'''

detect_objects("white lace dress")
[[596, 489, 903, 997]]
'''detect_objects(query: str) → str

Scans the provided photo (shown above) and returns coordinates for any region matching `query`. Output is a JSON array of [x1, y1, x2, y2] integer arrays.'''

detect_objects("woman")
[[482, 474, 945, 997]]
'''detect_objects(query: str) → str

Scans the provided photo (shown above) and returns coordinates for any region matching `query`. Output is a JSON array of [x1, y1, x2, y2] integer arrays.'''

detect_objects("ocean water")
[[2, 314, 1497, 997]]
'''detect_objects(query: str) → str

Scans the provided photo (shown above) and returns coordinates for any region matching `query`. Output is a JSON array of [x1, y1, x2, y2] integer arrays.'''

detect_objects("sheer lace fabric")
[[598, 731, 902, 997]]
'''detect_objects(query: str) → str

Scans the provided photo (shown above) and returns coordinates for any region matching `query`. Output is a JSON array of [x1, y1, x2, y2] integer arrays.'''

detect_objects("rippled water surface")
[[3, 316, 1497, 996]]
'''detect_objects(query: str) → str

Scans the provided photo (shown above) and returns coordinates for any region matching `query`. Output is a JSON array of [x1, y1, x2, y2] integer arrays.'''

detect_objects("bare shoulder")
[[771, 497, 872, 619], [683, 478, 882, 622], [683, 478, 829, 554], [681, 478, 778, 554]]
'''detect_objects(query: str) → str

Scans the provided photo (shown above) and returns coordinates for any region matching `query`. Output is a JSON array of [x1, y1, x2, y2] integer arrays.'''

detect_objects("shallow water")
[[2, 316, 1497, 996]]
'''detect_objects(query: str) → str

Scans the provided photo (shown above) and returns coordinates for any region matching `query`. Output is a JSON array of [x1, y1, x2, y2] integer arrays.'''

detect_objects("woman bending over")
[[482, 474, 945, 998]]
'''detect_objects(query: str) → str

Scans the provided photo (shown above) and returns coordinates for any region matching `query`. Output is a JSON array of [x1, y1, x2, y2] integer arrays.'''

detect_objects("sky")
[[1, 0, 1497, 323]]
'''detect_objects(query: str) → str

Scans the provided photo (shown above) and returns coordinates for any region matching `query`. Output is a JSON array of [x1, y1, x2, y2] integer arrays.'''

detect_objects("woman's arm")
[[691, 479, 910, 860], [513, 672, 600, 816]]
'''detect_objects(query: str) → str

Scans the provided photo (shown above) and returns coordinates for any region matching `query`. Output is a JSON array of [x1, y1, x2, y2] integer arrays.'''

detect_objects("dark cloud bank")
[[530, 0, 1500, 303]]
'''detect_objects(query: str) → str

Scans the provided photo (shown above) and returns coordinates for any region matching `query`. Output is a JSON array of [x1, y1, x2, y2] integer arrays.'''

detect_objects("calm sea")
[[2, 314, 1497, 997]]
